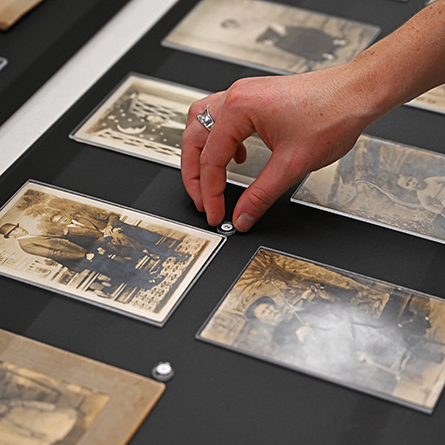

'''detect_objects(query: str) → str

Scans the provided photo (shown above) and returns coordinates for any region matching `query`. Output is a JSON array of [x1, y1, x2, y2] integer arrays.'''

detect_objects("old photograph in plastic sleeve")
[[162, 0, 380, 75], [292, 134, 445, 245], [0, 180, 225, 326], [198, 247, 445, 413], [70, 73, 271, 187]]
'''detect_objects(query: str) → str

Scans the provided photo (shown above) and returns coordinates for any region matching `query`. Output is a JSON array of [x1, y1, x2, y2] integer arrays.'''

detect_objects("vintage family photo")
[[407, 84, 445, 115], [0, 181, 224, 325], [199, 247, 445, 412], [162, 0, 380, 75], [71, 74, 271, 187], [0, 328, 165, 444], [292, 134, 445, 244]]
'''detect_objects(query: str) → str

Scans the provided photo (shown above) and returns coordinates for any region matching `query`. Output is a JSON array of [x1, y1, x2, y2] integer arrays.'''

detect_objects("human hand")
[[182, 65, 375, 232]]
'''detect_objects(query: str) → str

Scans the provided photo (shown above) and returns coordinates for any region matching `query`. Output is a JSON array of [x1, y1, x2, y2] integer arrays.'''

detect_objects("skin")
[[182, 0, 445, 232]]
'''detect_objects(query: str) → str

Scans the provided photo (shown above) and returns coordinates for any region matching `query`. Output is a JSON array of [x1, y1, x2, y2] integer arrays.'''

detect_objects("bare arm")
[[181, 0, 445, 232]]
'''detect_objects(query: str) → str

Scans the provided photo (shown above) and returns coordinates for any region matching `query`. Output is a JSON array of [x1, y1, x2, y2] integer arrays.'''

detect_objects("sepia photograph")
[[71, 74, 271, 187], [407, 84, 445, 115], [162, 0, 380, 75], [0, 181, 225, 326], [0, 0, 45, 31], [0, 328, 165, 444], [292, 134, 445, 244], [199, 247, 445, 413]]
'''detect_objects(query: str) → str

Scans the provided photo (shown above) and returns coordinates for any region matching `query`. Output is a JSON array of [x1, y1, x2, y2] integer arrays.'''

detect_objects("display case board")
[[1, 0, 445, 444], [0, 0, 130, 126]]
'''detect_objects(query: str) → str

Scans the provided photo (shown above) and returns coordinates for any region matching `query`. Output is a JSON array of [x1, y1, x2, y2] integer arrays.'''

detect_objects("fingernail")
[[234, 213, 257, 232]]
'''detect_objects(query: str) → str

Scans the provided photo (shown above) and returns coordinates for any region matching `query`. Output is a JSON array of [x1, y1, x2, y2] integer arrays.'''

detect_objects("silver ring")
[[196, 105, 215, 131]]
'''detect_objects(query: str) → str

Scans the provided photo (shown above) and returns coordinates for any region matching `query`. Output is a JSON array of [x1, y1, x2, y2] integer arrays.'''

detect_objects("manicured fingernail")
[[234, 213, 257, 232]]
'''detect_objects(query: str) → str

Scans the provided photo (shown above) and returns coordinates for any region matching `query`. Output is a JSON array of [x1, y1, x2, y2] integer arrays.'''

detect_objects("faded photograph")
[[0, 328, 165, 444], [199, 248, 445, 412], [0, 0, 44, 31], [0, 361, 109, 445], [0, 181, 224, 325], [407, 84, 445, 115], [163, 0, 380, 75], [72, 74, 271, 187], [292, 134, 445, 244]]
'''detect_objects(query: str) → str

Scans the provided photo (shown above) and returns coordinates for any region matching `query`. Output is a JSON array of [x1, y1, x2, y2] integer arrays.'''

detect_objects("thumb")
[[232, 152, 301, 232]]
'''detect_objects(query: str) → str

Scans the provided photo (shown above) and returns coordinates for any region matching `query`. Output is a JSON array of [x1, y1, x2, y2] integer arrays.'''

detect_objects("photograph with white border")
[[292, 134, 445, 244], [71, 74, 272, 187], [0, 181, 225, 326], [163, 0, 380, 75], [199, 247, 445, 413]]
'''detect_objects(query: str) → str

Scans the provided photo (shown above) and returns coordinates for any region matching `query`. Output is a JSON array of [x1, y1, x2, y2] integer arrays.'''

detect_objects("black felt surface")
[[1, 1, 445, 444], [0, 0, 130, 126]]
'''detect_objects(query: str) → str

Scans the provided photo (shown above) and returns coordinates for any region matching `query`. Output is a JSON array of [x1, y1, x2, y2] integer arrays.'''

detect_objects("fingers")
[[182, 89, 254, 226], [233, 142, 247, 164], [199, 158, 228, 226], [199, 96, 258, 226], [182, 82, 284, 232], [232, 151, 302, 232], [199, 124, 243, 226], [181, 92, 224, 212], [183, 79, 274, 229], [181, 120, 208, 212]]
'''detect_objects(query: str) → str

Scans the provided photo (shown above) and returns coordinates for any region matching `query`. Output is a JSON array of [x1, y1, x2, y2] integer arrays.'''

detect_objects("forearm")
[[181, 0, 445, 232], [346, 0, 445, 124]]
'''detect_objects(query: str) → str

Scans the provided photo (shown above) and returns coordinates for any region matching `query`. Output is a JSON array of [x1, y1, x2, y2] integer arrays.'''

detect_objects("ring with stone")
[[196, 105, 215, 131]]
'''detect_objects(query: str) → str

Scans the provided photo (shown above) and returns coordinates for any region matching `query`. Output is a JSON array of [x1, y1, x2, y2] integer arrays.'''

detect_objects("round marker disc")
[[151, 361, 174, 382], [217, 221, 236, 236]]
